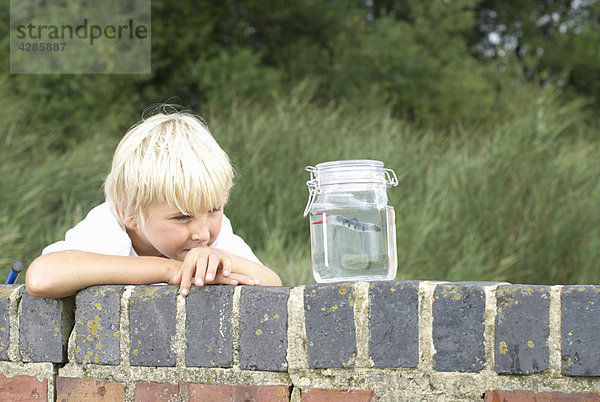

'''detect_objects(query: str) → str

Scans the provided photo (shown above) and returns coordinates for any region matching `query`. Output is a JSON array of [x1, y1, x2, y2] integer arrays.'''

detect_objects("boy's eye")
[[173, 215, 191, 220], [209, 206, 222, 214]]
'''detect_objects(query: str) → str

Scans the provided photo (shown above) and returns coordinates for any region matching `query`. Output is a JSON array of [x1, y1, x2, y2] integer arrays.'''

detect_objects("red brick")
[[56, 377, 125, 401], [134, 382, 180, 401], [0, 375, 48, 401], [484, 390, 600, 401], [301, 388, 378, 402], [183, 383, 290, 401]]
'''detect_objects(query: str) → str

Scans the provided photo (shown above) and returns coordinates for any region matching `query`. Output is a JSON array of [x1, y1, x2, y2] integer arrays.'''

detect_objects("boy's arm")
[[25, 250, 181, 299], [26, 249, 277, 299]]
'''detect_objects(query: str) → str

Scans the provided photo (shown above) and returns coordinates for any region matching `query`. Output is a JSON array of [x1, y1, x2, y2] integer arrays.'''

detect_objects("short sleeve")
[[42, 203, 135, 257]]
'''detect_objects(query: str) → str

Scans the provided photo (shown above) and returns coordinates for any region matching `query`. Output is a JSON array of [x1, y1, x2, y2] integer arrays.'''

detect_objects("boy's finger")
[[213, 274, 238, 286], [194, 254, 208, 287], [221, 256, 232, 277], [228, 273, 258, 286], [180, 256, 198, 295], [204, 254, 219, 282]]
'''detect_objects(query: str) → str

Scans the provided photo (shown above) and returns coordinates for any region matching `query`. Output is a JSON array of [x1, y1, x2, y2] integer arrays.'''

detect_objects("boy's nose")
[[190, 218, 210, 245]]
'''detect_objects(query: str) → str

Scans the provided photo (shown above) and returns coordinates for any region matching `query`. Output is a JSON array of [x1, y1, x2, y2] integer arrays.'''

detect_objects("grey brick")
[[495, 285, 549, 374], [433, 284, 485, 372], [239, 286, 290, 371], [185, 285, 234, 367], [0, 286, 14, 360], [369, 281, 419, 368], [72, 286, 124, 365], [129, 285, 177, 367], [19, 289, 74, 363], [561, 286, 600, 376], [304, 283, 356, 368]]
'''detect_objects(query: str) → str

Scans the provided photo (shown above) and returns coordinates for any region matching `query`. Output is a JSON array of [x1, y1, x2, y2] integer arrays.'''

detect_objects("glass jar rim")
[[313, 159, 384, 170]]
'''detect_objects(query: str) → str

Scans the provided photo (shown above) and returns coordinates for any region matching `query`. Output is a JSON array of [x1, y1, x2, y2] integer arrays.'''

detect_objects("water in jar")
[[309, 206, 397, 282]]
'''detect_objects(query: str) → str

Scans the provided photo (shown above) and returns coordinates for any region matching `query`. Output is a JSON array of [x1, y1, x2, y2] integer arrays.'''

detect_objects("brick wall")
[[1, 281, 599, 401]]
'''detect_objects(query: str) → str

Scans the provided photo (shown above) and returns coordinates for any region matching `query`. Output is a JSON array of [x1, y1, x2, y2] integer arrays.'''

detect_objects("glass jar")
[[304, 160, 398, 282]]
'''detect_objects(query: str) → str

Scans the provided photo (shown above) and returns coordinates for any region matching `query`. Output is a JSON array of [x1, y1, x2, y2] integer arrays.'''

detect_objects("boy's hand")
[[169, 247, 260, 296]]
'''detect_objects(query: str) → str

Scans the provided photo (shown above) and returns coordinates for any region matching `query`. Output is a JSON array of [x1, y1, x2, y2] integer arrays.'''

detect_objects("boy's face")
[[130, 202, 223, 260]]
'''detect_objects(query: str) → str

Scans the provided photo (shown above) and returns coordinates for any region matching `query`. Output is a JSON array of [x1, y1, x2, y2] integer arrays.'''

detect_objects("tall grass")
[[214, 84, 600, 285], [1, 81, 599, 286]]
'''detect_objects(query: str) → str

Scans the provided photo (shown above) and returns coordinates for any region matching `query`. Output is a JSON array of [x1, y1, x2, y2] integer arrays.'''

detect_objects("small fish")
[[312, 213, 382, 233]]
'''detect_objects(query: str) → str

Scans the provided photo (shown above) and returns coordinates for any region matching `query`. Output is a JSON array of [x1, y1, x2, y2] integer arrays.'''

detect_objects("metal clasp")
[[385, 168, 398, 187], [303, 166, 321, 217]]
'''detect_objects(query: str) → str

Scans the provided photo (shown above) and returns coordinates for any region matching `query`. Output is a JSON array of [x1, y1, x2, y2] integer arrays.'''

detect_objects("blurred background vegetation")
[[1, 0, 599, 286]]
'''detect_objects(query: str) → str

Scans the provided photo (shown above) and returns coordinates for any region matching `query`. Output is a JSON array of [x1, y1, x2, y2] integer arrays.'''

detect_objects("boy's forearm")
[[25, 251, 178, 299]]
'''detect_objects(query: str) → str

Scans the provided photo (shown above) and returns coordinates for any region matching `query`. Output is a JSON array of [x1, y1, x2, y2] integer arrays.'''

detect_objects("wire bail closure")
[[384, 168, 399, 187], [303, 166, 320, 217]]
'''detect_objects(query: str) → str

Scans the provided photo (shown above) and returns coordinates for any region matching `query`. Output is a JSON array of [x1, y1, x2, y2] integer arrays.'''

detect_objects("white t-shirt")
[[42, 202, 261, 264]]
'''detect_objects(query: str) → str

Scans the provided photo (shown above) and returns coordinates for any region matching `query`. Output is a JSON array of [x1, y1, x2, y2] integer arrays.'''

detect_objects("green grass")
[[2, 81, 599, 286]]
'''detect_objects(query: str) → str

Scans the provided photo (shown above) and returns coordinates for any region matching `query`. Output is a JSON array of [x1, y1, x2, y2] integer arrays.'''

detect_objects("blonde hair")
[[104, 108, 234, 225]]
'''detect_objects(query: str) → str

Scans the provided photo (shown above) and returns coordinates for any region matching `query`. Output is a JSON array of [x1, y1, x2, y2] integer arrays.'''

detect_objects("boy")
[[26, 107, 282, 298]]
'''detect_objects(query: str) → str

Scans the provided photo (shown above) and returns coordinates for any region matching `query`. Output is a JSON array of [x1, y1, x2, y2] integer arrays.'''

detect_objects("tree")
[[475, 0, 600, 106], [330, 0, 503, 123]]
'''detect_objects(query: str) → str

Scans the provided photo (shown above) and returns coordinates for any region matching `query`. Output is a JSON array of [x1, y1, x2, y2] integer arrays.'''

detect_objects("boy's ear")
[[124, 217, 139, 229], [115, 204, 138, 229]]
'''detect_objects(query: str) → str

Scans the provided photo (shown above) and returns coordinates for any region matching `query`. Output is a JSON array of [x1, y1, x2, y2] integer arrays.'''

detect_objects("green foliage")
[[10, 75, 142, 147], [2, 81, 599, 286], [187, 48, 281, 110], [331, 13, 501, 123], [224, 0, 353, 78], [476, 0, 600, 108], [542, 24, 600, 103], [393, 89, 600, 284], [0, 78, 116, 276]]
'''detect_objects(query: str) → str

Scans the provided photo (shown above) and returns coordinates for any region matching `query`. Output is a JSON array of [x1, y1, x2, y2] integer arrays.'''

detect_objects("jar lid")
[[303, 159, 397, 216], [313, 159, 387, 186]]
